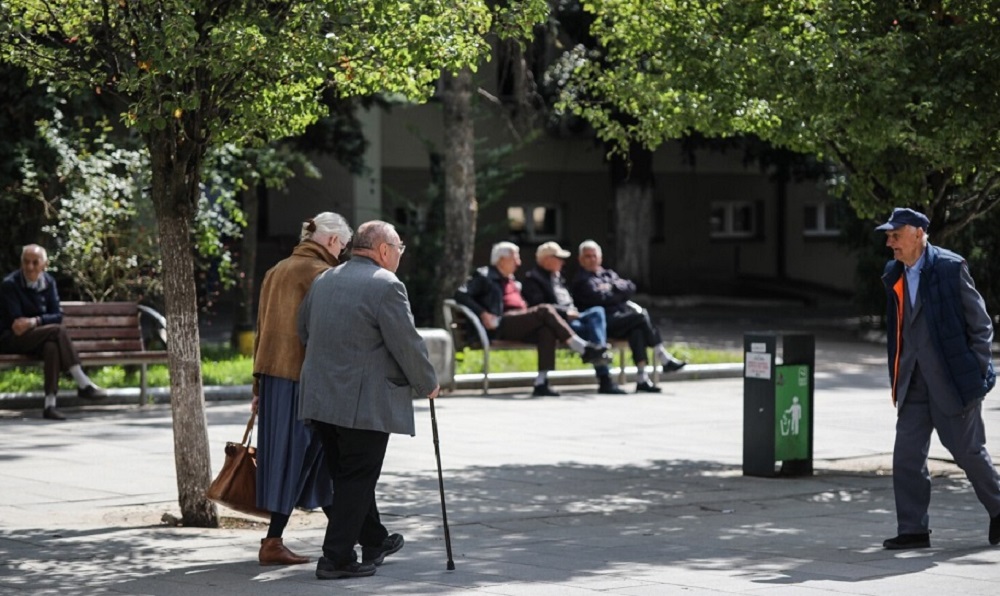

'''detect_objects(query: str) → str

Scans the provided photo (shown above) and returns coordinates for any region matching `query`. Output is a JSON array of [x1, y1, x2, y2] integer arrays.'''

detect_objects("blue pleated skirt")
[[256, 374, 334, 514]]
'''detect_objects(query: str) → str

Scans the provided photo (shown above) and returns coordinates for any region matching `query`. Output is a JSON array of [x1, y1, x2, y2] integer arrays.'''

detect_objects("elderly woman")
[[251, 211, 352, 566]]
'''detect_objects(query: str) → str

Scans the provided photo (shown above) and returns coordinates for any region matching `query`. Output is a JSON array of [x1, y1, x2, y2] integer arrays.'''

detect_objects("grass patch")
[[0, 345, 254, 393], [454, 344, 740, 375]]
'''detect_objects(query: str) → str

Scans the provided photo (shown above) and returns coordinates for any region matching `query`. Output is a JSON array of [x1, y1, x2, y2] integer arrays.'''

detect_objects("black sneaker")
[[532, 384, 560, 397], [662, 358, 687, 373], [883, 532, 930, 550], [597, 378, 626, 394], [635, 380, 662, 393], [77, 385, 108, 399], [42, 406, 66, 421], [362, 533, 404, 566], [990, 514, 1000, 545], [315, 556, 377, 579], [581, 344, 612, 366]]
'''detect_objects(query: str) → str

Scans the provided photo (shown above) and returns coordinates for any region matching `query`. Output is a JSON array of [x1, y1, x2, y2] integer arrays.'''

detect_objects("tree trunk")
[[148, 129, 218, 528], [610, 145, 654, 287], [436, 68, 478, 324]]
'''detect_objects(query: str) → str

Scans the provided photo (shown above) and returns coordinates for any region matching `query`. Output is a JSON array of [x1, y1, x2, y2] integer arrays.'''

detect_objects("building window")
[[507, 204, 562, 242], [710, 201, 757, 239], [803, 201, 841, 238]]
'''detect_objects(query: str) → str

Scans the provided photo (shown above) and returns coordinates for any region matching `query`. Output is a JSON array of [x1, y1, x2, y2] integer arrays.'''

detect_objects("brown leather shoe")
[[259, 537, 309, 566]]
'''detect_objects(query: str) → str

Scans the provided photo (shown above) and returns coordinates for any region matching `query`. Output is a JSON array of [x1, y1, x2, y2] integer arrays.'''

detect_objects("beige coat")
[[252, 240, 338, 394]]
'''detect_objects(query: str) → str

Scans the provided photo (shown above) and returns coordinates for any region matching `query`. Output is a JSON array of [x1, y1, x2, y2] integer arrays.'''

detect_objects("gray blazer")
[[297, 256, 438, 436]]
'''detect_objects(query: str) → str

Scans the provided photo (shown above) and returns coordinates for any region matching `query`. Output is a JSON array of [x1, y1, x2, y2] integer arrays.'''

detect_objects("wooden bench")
[[442, 299, 654, 394], [0, 301, 168, 403]]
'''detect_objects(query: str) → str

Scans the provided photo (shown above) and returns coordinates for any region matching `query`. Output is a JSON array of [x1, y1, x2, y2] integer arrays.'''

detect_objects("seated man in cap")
[[571, 239, 686, 393], [454, 241, 611, 397], [522, 241, 625, 394]]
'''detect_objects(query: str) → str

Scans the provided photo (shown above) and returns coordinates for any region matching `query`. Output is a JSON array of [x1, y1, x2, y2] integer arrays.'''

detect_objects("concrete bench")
[[442, 299, 648, 394], [0, 301, 168, 403]]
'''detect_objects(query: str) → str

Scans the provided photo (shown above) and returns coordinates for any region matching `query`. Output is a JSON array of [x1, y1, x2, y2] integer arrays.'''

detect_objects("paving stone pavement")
[[3, 314, 1000, 595]]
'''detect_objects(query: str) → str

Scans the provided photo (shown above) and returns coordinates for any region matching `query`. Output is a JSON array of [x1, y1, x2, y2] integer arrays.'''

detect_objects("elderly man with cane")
[[298, 220, 440, 579]]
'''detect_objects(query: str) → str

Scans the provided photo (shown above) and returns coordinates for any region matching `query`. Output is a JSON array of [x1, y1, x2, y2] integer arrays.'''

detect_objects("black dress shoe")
[[663, 358, 687, 373], [42, 406, 66, 421], [77, 385, 108, 399], [635, 380, 662, 393], [883, 532, 930, 550], [581, 344, 612, 366], [362, 533, 404, 566], [532, 384, 560, 397], [315, 556, 377, 579], [990, 514, 1000, 545], [597, 378, 626, 394]]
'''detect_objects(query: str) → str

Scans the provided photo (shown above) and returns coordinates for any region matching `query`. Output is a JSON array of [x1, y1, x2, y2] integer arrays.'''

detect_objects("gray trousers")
[[893, 368, 1000, 534]]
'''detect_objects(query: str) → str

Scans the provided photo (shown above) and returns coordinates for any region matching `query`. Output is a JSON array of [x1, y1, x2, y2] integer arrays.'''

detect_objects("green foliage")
[[25, 111, 163, 302], [558, 1, 1000, 238]]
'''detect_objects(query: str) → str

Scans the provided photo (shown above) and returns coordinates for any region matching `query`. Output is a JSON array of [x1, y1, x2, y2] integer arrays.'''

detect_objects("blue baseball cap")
[[874, 208, 930, 231]]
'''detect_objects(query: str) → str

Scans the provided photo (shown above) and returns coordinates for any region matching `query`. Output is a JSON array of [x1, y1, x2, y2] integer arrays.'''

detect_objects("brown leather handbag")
[[205, 411, 270, 518]]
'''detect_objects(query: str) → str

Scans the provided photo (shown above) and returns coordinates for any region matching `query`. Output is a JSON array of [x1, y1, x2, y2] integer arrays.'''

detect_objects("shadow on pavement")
[[2, 459, 990, 594]]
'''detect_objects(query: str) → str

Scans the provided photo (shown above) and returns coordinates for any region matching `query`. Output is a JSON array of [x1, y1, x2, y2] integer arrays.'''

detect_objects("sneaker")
[[662, 358, 687, 373], [597, 378, 626, 395], [581, 344, 612, 366], [990, 514, 1000, 545], [42, 406, 66, 421], [362, 533, 404, 566], [532, 383, 560, 397], [883, 532, 930, 550], [635, 380, 662, 393], [77, 385, 108, 399], [315, 556, 377, 579]]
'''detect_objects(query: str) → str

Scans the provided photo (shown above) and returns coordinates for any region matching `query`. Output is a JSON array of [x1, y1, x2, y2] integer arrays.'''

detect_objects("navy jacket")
[[882, 243, 995, 407], [0, 270, 63, 342], [571, 267, 635, 315]]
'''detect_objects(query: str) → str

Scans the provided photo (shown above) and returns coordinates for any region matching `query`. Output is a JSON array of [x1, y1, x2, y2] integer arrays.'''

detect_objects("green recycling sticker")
[[774, 364, 809, 461]]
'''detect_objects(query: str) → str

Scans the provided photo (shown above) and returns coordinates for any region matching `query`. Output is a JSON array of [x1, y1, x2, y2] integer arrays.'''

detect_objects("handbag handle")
[[242, 411, 256, 447]]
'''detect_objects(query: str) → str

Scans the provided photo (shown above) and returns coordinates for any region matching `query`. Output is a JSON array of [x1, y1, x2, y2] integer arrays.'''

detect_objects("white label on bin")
[[745, 352, 771, 379], [750, 342, 767, 353]]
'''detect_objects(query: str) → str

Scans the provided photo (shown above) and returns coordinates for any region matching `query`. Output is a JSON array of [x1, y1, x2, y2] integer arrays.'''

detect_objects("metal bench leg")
[[617, 346, 627, 386], [482, 344, 491, 395], [140, 364, 148, 406]]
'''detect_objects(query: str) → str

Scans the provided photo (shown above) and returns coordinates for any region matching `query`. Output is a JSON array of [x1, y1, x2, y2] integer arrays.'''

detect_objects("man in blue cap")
[[877, 207, 1000, 549]]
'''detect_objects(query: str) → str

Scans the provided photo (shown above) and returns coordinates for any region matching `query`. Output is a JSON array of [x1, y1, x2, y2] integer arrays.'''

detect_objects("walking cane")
[[429, 399, 456, 570]]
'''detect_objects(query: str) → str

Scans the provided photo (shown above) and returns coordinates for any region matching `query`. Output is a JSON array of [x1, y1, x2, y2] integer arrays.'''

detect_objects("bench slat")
[[62, 302, 138, 316], [64, 315, 139, 328], [68, 328, 142, 340], [74, 339, 146, 353]]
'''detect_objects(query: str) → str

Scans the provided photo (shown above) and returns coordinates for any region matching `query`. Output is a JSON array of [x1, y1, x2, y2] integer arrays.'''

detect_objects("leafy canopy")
[[2, 0, 497, 145], [560, 1, 1000, 234]]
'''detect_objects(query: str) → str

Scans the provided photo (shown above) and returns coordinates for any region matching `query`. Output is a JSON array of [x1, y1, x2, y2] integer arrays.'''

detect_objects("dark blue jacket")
[[882, 243, 995, 406]]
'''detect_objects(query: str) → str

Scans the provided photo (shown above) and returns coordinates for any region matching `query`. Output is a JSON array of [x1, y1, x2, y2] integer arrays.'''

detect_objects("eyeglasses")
[[389, 243, 406, 255]]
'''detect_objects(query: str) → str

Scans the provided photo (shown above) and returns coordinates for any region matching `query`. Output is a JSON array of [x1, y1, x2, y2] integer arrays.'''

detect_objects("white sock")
[[637, 365, 650, 384], [69, 365, 95, 389], [534, 371, 549, 386], [44, 395, 57, 408], [567, 335, 588, 354], [654, 345, 672, 365]]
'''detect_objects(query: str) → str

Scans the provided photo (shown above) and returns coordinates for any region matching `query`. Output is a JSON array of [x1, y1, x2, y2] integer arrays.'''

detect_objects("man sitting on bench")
[[454, 241, 611, 397], [0, 244, 107, 420]]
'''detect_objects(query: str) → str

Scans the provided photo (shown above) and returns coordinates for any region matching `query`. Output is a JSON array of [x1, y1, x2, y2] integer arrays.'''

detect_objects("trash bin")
[[743, 332, 814, 477]]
